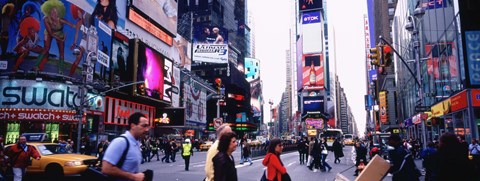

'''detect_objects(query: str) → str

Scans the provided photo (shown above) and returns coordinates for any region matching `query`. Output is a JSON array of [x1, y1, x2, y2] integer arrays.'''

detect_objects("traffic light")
[[369, 46, 382, 66], [383, 45, 392, 67]]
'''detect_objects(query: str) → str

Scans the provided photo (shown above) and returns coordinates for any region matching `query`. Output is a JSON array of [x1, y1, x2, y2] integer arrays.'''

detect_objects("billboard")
[[297, 35, 304, 91], [298, 0, 322, 12], [303, 96, 324, 114], [302, 11, 321, 25], [425, 43, 458, 80], [245, 58, 262, 118], [155, 108, 185, 127], [172, 34, 192, 71], [302, 22, 323, 54], [183, 78, 207, 124], [465, 31, 480, 86], [171, 66, 180, 107], [131, 0, 177, 35], [192, 25, 228, 63], [302, 54, 324, 90], [135, 41, 173, 103], [379, 91, 388, 124], [111, 32, 133, 85], [0, 0, 124, 82]]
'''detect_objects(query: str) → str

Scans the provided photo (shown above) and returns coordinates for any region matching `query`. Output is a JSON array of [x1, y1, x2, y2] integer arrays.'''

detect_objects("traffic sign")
[[214, 118, 223, 130]]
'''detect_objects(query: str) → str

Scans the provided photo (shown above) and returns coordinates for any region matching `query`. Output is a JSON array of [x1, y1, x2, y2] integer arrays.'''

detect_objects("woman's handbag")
[[321, 149, 328, 155]]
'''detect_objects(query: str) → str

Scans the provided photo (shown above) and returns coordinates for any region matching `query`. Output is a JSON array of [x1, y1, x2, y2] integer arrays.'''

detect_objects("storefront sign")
[[0, 108, 77, 122], [431, 99, 451, 117], [472, 89, 480, 107], [1, 80, 80, 110], [451, 91, 467, 112], [105, 97, 155, 127]]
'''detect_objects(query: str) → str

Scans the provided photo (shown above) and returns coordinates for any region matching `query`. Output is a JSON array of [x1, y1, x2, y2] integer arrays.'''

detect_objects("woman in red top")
[[262, 138, 290, 181]]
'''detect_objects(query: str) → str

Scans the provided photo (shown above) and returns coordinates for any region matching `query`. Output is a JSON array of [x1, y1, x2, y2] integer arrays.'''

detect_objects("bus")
[[343, 134, 354, 145], [320, 129, 343, 149]]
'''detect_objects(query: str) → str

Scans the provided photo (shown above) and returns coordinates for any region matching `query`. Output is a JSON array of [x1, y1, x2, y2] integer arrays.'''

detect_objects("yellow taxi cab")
[[5, 142, 98, 177], [199, 141, 213, 151]]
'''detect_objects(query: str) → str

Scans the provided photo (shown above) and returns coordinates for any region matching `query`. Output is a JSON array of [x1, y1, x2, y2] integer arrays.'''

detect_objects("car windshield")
[[37, 144, 68, 156]]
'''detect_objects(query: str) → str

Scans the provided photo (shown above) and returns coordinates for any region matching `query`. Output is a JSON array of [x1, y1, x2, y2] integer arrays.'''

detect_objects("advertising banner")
[[131, 0, 177, 36], [95, 20, 112, 68], [465, 31, 480, 86], [302, 22, 323, 54], [192, 25, 228, 63], [155, 108, 185, 127], [425, 43, 458, 80], [450, 90, 467, 112], [297, 35, 304, 91], [111, 32, 133, 85], [104, 96, 155, 126], [171, 66, 180, 107], [302, 54, 324, 90], [298, 0, 322, 12], [431, 98, 451, 117], [183, 78, 207, 124], [172, 34, 192, 71], [472, 89, 480, 107], [0, 0, 123, 82], [306, 118, 323, 129], [379, 91, 388, 123], [0, 109, 77, 122], [245, 58, 262, 118], [303, 96, 324, 114]]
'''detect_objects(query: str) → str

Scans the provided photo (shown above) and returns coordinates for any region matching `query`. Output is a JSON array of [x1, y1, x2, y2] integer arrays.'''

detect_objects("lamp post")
[[406, 7, 426, 149]]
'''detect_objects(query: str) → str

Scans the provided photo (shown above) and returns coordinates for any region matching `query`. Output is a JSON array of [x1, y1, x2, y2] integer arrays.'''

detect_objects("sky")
[[250, 0, 368, 135]]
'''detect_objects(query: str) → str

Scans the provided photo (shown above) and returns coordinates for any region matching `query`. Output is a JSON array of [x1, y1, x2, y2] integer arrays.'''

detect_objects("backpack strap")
[[115, 136, 130, 168]]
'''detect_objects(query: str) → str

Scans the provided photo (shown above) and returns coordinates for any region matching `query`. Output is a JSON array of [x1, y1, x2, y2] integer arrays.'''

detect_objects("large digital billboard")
[[302, 54, 324, 90], [303, 96, 324, 114], [0, 0, 124, 82], [155, 108, 185, 127], [192, 25, 228, 63], [135, 41, 173, 103], [131, 0, 177, 35], [111, 32, 133, 84], [298, 0, 323, 12], [245, 58, 262, 118], [172, 34, 192, 71]]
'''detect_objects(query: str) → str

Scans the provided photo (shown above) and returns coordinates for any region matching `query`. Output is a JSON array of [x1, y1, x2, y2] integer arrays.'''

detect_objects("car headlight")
[[65, 161, 82, 166]]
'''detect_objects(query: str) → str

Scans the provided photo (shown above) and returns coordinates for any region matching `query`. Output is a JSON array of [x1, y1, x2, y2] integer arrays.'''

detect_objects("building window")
[[388, 0, 394, 4], [247, 67, 250, 72], [388, 8, 395, 16]]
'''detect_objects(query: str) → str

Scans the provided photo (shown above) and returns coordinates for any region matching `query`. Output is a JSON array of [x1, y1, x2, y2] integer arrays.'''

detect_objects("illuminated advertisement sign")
[[379, 91, 388, 124], [155, 108, 185, 127], [128, 8, 173, 46], [192, 25, 228, 63], [111, 32, 133, 85], [299, 0, 323, 12], [131, 0, 177, 35], [104, 97, 155, 126], [302, 11, 321, 24], [303, 96, 324, 113], [0, 0, 123, 82], [302, 54, 324, 90], [183, 77, 207, 124], [135, 41, 174, 103], [306, 118, 323, 129]]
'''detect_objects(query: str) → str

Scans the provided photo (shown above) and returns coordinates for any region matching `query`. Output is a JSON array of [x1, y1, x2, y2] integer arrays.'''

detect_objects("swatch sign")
[[302, 12, 321, 25]]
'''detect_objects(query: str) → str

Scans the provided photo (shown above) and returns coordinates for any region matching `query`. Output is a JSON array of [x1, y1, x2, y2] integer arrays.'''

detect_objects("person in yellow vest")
[[182, 138, 194, 171]]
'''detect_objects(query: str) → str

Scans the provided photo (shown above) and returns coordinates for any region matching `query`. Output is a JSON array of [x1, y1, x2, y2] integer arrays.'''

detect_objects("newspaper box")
[[355, 155, 390, 181]]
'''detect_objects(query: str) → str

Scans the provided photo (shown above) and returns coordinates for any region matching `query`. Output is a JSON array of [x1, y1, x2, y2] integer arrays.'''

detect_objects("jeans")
[[162, 152, 171, 163], [244, 156, 252, 164], [13, 168, 25, 181], [321, 154, 332, 170], [170, 151, 177, 162], [299, 152, 306, 164]]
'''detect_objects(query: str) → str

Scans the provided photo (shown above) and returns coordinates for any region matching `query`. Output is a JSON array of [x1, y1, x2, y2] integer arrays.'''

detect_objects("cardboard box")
[[355, 155, 390, 181]]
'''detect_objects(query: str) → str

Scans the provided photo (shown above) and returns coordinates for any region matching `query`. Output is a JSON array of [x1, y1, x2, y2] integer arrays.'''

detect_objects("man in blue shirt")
[[102, 112, 150, 181]]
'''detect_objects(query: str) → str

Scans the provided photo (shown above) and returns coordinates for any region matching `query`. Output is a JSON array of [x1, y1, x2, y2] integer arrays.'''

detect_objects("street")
[[137, 146, 424, 181]]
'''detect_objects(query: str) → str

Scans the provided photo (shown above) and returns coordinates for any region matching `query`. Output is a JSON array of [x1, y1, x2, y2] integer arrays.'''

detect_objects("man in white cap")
[[181, 138, 193, 171]]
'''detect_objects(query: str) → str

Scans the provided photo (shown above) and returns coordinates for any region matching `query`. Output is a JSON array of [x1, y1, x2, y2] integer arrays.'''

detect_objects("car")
[[5, 142, 98, 177], [199, 141, 213, 151]]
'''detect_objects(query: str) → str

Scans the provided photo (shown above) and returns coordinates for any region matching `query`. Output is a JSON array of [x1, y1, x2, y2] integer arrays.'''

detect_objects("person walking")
[[332, 138, 344, 164], [262, 138, 290, 181], [321, 138, 332, 172], [353, 141, 367, 176], [420, 142, 438, 181], [297, 137, 307, 164], [170, 139, 178, 162], [435, 133, 474, 181], [239, 135, 247, 164], [469, 138, 480, 179], [161, 139, 172, 163], [213, 132, 238, 181], [308, 138, 322, 172], [102, 112, 150, 181], [205, 124, 233, 181], [181, 138, 193, 171], [306, 137, 314, 166], [387, 134, 421, 181], [149, 139, 160, 161], [243, 141, 253, 165], [5, 136, 41, 181]]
